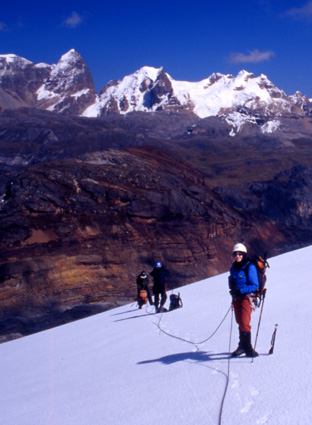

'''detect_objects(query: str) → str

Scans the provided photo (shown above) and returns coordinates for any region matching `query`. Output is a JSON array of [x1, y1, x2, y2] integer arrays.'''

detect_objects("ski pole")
[[253, 288, 267, 353]]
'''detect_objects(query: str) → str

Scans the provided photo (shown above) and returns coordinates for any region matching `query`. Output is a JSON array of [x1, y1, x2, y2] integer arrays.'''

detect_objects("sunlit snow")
[[1, 245, 311, 425], [70, 89, 90, 99], [261, 120, 281, 134], [82, 66, 291, 136]]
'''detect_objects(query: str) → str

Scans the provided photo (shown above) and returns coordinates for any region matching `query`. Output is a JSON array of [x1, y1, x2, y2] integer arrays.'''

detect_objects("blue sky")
[[1, 0, 312, 96]]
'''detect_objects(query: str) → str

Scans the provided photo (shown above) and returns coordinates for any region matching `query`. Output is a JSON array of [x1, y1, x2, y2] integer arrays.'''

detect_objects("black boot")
[[241, 331, 259, 358], [231, 330, 245, 357]]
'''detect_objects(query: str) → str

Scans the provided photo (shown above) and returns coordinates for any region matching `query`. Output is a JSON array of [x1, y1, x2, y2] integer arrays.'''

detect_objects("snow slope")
[[1, 246, 311, 425]]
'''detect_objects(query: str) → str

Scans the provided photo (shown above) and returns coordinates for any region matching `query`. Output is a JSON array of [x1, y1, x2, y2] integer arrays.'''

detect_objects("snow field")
[[1, 246, 312, 424]]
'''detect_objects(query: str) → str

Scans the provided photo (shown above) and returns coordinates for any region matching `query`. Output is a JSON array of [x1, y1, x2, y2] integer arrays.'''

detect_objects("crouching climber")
[[136, 271, 153, 309], [229, 243, 259, 358]]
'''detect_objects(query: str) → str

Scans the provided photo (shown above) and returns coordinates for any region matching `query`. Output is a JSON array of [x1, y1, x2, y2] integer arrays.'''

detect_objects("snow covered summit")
[[82, 66, 310, 135], [1, 49, 312, 135], [35, 49, 98, 114], [0, 49, 97, 115], [83, 67, 289, 118]]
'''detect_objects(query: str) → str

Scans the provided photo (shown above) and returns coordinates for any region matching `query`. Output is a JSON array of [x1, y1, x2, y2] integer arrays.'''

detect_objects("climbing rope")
[[155, 304, 234, 425], [156, 304, 232, 347], [218, 306, 234, 425]]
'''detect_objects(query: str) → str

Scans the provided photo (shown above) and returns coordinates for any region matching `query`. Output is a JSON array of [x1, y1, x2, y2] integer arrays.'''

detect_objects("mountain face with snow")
[[1, 49, 312, 135], [0, 50, 97, 115], [83, 66, 312, 136], [35, 50, 98, 115], [0, 54, 50, 109], [83, 68, 290, 119]]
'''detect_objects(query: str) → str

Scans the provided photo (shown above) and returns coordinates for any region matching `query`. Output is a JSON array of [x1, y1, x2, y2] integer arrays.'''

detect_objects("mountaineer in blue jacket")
[[150, 261, 167, 313], [229, 243, 259, 358]]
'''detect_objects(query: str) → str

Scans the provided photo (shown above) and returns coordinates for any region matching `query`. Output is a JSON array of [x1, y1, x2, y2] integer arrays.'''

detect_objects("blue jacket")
[[150, 267, 166, 293], [229, 261, 259, 296]]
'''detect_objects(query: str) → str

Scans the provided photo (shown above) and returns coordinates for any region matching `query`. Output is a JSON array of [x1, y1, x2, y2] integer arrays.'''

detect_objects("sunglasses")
[[233, 252, 244, 257]]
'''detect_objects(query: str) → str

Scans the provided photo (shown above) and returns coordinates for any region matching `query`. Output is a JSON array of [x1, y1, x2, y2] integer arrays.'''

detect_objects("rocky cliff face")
[[215, 165, 312, 229], [0, 55, 50, 109], [0, 138, 242, 339], [1, 107, 312, 341], [35, 50, 98, 115]]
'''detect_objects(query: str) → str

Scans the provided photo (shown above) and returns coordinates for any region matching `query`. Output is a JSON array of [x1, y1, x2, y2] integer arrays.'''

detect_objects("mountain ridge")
[[1, 49, 312, 135]]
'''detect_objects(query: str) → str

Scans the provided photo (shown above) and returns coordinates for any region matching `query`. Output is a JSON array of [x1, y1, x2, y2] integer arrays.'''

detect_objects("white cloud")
[[284, 1, 312, 20], [63, 11, 84, 28], [229, 49, 275, 64]]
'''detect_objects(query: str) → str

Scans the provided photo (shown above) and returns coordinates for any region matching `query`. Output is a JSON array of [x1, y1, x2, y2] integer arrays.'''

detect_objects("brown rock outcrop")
[[1, 108, 312, 341], [0, 140, 259, 340]]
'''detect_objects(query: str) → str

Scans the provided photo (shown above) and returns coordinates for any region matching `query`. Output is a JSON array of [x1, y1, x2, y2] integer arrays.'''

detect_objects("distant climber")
[[136, 271, 153, 309], [150, 262, 167, 313], [228, 243, 259, 358]]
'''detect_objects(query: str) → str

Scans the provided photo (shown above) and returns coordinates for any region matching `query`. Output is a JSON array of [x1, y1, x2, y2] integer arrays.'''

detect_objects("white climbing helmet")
[[232, 243, 247, 254]]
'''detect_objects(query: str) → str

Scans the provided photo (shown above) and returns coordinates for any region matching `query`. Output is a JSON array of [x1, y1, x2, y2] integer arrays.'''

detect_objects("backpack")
[[246, 254, 270, 307], [137, 289, 148, 309], [138, 289, 148, 302], [169, 293, 183, 311]]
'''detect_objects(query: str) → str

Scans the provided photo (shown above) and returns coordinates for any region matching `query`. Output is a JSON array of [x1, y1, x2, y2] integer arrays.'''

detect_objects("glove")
[[229, 287, 241, 298]]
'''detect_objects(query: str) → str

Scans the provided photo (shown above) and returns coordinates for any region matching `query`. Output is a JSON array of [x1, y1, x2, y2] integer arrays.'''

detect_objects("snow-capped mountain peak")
[[1, 49, 312, 135], [83, 65, 294, 136], [58, 48, 81, 64], [38, 49, 91, 94], [35, 49, 97, 114], [0, 53, 33, 70], [0, 49, 97, 114]]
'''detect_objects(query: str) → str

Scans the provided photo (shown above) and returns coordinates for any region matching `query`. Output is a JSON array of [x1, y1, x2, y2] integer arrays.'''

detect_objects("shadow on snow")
[[137, 351, 232, 364]]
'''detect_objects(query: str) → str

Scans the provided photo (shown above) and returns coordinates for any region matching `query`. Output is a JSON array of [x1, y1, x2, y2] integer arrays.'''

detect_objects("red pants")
[[233, 296, 252, 332]]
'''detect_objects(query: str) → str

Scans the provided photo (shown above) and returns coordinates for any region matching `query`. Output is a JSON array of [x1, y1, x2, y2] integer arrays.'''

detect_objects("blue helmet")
[[155, 261, 162, 268]]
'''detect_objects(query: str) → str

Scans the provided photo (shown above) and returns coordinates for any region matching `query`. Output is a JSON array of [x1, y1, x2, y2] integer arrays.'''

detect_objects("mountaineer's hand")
[[229, 288, 240, 298]]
